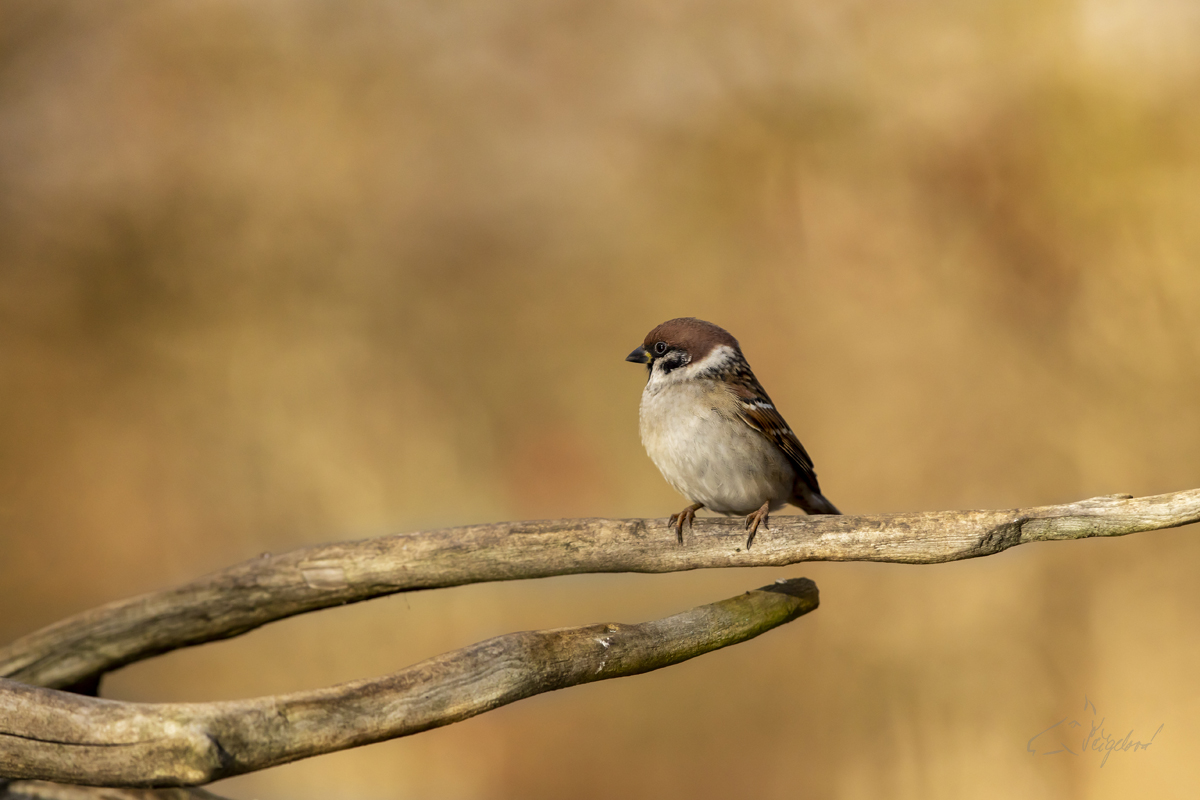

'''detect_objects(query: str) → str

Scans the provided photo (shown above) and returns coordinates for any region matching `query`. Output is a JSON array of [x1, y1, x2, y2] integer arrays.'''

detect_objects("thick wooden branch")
[[0, 578, 818, 787], [0, 780, 232, 800], [2, 489, 1197, 691]]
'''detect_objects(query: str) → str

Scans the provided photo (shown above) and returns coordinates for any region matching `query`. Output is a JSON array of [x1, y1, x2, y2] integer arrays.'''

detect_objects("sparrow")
[[626, 317, 840, 549]]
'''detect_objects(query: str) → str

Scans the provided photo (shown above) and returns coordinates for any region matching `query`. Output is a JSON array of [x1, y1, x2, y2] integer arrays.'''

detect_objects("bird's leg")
[[669, 502, 704, 545], [744, 500, 771, 549]]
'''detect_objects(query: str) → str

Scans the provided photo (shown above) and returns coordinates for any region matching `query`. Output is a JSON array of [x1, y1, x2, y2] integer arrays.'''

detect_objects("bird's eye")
[[654, 342, 668, 355]]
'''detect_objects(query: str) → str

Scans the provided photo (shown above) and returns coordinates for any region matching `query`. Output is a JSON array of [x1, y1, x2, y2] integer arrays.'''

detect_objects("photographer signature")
[[1028, 696, 1163, 767]]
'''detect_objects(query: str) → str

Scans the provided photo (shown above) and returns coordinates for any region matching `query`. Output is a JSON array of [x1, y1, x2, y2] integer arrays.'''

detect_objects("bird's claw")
[[744, 503, 770, 549], [669, 503, 703, 545]]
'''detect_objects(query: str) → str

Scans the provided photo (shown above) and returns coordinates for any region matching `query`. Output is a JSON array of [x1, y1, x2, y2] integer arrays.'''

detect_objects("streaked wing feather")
[[727, 375, 818, 486]]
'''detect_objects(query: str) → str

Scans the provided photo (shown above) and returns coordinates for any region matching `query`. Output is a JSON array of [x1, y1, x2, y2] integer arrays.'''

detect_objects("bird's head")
[[625, 317, 742, 385]]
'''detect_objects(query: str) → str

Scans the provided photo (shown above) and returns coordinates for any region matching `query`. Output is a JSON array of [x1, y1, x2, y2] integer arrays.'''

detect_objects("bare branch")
[[2, 488, 1197, 691], [0, 578, 818, 787], [0, 780, 231, 800]]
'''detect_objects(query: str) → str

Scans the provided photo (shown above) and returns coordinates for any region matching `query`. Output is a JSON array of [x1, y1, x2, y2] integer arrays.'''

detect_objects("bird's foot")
[[744, 501, 771, 549], [669, 503, 704, 545]]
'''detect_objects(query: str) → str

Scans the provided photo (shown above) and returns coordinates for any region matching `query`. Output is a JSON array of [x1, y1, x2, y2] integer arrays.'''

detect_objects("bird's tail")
[[792, 484, 841, 515]]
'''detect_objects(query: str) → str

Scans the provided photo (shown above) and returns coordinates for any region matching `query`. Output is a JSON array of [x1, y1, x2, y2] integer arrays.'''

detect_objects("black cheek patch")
[[659, 352, 688, 374]]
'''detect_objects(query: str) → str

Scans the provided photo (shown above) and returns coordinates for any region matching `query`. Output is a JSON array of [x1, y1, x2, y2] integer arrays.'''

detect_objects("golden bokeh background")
[[2, 1, 1199, 797]]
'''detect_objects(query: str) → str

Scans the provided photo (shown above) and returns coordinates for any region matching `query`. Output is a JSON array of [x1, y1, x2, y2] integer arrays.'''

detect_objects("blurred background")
[[2, 1, 1199, 797]]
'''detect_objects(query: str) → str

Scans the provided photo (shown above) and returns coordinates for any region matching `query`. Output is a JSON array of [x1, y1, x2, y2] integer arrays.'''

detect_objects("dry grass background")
[[2, 1, 1200, 797]]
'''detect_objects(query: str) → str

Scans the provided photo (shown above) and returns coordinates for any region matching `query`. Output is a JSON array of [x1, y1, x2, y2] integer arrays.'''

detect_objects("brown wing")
[[726, 372, 821, 492]]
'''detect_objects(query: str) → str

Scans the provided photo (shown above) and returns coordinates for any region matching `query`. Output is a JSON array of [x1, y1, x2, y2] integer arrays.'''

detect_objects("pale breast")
[[639, 379, 796, 515]]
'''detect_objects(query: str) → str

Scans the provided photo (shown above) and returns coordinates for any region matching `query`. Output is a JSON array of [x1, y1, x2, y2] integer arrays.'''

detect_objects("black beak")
[[625, 346, 650, 364]]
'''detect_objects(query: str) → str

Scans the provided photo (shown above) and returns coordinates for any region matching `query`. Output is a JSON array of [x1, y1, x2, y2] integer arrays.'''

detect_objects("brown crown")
[[643, 317, 740, 361]]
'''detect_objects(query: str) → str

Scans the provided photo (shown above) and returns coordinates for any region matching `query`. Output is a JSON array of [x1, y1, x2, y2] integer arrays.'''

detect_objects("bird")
[[626, 317, 839, 549]]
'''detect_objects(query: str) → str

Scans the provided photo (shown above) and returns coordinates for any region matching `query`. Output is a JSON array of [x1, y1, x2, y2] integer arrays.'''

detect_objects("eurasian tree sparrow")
[[627, 317, 840, 548]]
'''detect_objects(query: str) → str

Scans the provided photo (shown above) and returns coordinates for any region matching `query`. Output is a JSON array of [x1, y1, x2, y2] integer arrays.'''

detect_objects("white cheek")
[[645, 345, 739, 393]]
